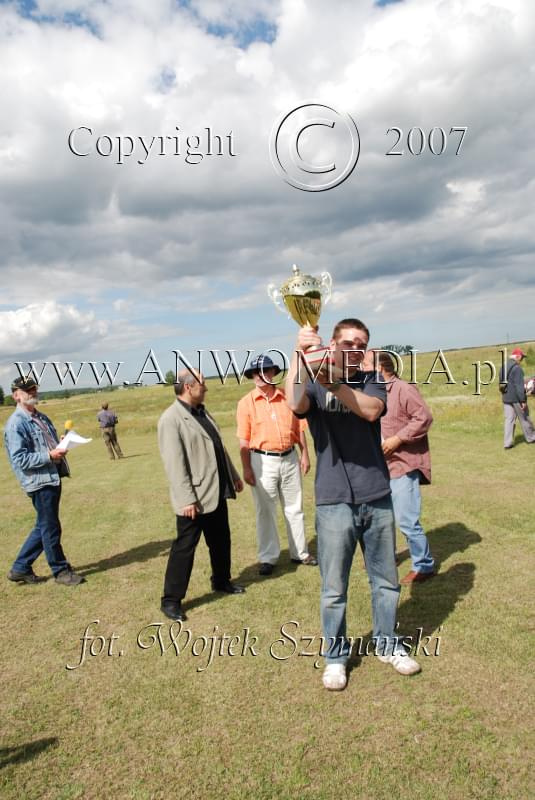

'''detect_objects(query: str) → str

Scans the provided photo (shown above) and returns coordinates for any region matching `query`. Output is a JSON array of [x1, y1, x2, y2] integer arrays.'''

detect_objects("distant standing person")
[[97, 402, 124, 459], [500, 348, 535, 448], [237, 354, 317, 575], [3, 377, 85, 586], [375, 352, 436, 584]]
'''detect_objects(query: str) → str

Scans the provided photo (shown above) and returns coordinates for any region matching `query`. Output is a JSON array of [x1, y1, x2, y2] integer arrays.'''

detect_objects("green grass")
[[1, 341, 534, 799]]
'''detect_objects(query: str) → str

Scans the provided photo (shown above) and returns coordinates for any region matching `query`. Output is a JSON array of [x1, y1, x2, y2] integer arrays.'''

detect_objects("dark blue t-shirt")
[[303, 372, 390, 505]]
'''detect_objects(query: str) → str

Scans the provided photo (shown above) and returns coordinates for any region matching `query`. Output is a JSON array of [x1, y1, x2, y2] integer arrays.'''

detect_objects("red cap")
[[511, 348, 526, 358]]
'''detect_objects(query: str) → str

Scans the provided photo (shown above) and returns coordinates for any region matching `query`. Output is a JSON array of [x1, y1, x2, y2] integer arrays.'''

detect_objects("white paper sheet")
[[57, 430, 92, 452]]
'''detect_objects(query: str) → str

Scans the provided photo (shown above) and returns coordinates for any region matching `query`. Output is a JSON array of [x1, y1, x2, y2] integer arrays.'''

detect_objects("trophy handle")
[[267, 284, 286, 315], [320, 271, 332, 305]]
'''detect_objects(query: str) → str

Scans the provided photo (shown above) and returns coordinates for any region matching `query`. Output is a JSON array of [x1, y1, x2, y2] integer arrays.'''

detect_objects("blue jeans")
[[316, 495, 401, 664], [12, 484, 69, 576], [390, 471, 434, 574]]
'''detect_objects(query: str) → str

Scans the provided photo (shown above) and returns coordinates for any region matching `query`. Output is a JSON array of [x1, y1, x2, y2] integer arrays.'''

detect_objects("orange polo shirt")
[[236, 386, 306, 451]]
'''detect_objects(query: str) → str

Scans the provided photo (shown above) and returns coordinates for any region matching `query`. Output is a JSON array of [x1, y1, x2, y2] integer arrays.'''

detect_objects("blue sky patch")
[[16, 0, 100, 36]]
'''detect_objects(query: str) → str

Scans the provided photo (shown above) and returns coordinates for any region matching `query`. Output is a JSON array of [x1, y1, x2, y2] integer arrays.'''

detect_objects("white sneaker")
[[377, 652, 421, 676], [322, 663, 347, 691]]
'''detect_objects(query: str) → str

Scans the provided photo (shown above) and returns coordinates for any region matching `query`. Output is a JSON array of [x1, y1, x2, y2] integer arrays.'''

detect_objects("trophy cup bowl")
[[268, 265, 334, 374]]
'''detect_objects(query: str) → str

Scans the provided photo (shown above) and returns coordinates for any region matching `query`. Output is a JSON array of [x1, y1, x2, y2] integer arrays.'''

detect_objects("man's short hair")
[[101, 402, 109, 409], [173, 370, 201, 396], [331, 318, 370, 342], [378, 352, 396, 374]]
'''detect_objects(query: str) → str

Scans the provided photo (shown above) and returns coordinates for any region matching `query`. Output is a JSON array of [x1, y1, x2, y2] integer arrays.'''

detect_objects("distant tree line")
[[379, 344, 415, 354], [0, 385, 122, 405]]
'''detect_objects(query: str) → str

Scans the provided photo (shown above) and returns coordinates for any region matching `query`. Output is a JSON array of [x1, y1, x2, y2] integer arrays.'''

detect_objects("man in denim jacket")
[[4, 377, 85, 586]]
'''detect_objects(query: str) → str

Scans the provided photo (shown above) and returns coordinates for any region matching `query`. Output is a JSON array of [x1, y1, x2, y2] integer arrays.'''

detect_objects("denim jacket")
[[4, 406, 61, 493]]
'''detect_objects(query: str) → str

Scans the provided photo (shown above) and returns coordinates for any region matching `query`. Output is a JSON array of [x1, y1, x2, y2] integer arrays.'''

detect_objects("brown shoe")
[[291, 555, 318, 566], [400, 570, 436, 585]]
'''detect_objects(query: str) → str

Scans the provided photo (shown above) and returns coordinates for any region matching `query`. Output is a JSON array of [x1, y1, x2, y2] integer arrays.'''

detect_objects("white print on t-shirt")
[[324, 393, 352, 413]]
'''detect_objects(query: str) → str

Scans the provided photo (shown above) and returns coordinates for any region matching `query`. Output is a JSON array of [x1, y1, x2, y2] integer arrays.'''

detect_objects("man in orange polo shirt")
[[237, 355, 317, 575]]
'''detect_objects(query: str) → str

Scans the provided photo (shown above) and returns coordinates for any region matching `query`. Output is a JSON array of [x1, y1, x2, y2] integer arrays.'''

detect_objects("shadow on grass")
[[75, 527, 318, 608], [98, 453, 149, 461], [0, 738, 58, 769], [348, 520, 480, 674], [235, 537, 318, 584], [182, 545, 317, 614], [114, 453, 149, 459], [513, 433, 533, 446], [77, 539, 173, 576], [397, 560, 476, 636], [396, 521, 482, 568], [348, 561, 476, 674]]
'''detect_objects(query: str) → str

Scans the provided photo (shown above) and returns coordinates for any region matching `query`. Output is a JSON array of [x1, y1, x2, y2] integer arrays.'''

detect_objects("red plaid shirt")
[[380, 376, 432, 483]]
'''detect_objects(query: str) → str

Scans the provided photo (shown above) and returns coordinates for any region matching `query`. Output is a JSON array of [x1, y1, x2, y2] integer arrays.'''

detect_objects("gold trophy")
[[268, 264, 333, 373]]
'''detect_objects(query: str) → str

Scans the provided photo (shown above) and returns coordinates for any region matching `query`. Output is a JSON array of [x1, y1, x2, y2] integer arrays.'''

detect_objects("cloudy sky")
[[1, 0, 534, 389]]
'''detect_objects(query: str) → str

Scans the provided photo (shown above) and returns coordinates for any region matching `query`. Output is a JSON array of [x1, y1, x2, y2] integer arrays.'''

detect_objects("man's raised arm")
[[285, 327, 320, 414]]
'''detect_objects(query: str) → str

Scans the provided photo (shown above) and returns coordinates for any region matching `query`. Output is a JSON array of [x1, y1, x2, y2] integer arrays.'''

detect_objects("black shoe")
[[55, 568, 85, 586], [291, 555, 318, 566], [211, 581, 246, 594], [160, 601, 187, 622], [8, 569, 45, 584], [259, 563, 274, 576]]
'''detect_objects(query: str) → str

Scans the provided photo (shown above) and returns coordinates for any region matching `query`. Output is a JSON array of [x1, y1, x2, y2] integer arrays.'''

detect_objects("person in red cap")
[[3, 377, 85, 585], [499, 348, 535, 448]]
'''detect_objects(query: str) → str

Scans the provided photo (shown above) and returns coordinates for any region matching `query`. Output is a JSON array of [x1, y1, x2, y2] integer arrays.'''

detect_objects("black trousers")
[[162, 498, 232, 602]]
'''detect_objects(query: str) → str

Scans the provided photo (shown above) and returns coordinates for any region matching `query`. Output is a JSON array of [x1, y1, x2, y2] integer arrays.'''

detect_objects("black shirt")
[[177, 400, 234, 500], [302, 371, 390, 505]]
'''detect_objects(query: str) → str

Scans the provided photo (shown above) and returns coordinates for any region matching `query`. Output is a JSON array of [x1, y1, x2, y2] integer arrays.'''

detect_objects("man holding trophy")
[[274, 267, 420, 691]]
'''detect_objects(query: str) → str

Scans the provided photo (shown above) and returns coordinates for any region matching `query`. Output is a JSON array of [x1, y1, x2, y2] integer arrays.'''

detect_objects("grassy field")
[[1, 342, 534, 800]]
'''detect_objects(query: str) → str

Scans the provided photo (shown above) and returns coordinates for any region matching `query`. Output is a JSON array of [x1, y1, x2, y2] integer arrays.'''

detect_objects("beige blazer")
[[158, 400, 240, 515]]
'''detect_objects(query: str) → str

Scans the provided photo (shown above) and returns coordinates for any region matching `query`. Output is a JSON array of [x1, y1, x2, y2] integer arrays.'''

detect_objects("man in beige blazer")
[[158, 370, 245, 621]]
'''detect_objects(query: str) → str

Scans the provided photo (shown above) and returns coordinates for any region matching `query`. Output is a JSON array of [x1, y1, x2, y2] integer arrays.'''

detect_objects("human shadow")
[[77, 539, 173, 576], [396, 521, 482, 568], [348, 561, 476, 673], [396, 561, 476, 637], [0, 738, 58, 769], [347, 518, 481, 673], [76, 527, 319, 608], [182, 539, 320, 614]]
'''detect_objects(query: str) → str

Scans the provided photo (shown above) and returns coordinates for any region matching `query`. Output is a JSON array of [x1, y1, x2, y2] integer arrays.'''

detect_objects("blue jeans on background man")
[[316, 495, 401, 664], [12, 484, 69, 576], [390, 470, 434, 574]]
